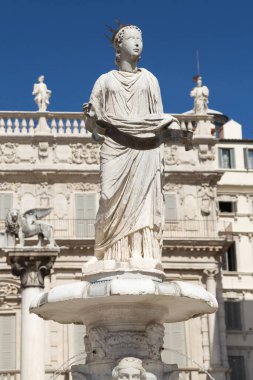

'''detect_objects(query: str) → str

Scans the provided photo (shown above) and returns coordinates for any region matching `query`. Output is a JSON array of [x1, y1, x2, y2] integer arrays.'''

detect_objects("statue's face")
[[117, 367, 141, 380], [119, 28, 143, 61], [197, 78, 202, 87]]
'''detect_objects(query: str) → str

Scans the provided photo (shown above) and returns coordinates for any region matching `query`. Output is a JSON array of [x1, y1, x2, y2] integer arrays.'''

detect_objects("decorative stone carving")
[[4, 208, 56, 248], [112, 357, 147, 380], [67, 183, 100, 192], [0, 282, 20, 308], [0, 182, 20, 192], [183, 194, 197, 220], [38, 142, 49, 159], [32, 75, 51, 112], [164, 145, 195, 166], [198, 185, 215, 216], [198, 144, 215, 162], [70, 143, 100, 165], [0, 282, 19, 296], [146, 323, 164, 360], [36, 182, 53, 208], [54, 193, 68, 219], [0, 143, 20, 164], [10, 256, 54, 288], [52, 144, 72, 163], [84, 323, 164, 362]]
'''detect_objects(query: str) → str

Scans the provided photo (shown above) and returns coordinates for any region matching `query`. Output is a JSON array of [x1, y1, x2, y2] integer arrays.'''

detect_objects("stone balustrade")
[[0, 370, 20, 380], [0, 111, 213, 137]]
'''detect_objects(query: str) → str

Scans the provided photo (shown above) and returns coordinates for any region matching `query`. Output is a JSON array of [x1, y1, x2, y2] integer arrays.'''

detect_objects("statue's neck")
[[118, 59, 138, 73]]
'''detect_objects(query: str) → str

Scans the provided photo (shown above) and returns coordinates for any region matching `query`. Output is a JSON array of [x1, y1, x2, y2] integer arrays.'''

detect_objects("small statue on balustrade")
[[32, 75, 52, 112], [190, 75, 209, 114]]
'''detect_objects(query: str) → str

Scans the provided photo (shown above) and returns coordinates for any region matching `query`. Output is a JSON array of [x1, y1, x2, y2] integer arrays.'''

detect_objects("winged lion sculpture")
[[3, 207, 57, 248]]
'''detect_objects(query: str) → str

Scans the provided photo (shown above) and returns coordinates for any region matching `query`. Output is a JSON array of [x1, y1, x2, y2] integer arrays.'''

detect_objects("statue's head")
[[38, 75, 45, 83], [196, 76, 202, 87], [113, 25, 143, 67], [112, 357, 146, 380]]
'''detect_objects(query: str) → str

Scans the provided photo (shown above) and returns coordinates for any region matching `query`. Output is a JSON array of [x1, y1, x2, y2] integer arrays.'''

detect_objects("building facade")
[[0, 91, 252, 379]]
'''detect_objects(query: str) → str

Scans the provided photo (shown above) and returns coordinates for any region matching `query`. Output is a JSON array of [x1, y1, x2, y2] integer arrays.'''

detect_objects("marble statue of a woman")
[[84, 24, 181, 264]]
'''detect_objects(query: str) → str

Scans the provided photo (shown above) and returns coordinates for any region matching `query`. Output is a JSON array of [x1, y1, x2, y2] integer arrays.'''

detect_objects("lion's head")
[[5, 208, 22, 235]]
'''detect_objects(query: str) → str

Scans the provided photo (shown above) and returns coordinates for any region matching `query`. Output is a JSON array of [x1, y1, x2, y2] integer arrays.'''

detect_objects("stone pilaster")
[[203, 268, 226, 380]]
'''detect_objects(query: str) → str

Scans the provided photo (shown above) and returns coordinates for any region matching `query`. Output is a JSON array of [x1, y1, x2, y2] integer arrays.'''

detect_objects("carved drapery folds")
[[10, 256, 54, 288]]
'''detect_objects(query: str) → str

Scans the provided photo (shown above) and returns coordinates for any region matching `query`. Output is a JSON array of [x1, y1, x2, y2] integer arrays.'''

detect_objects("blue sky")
[[0, 0, 252, 137]]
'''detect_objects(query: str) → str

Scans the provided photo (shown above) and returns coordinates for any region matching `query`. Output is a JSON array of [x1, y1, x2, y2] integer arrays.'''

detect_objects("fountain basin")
[[30, 273, 217, 325]]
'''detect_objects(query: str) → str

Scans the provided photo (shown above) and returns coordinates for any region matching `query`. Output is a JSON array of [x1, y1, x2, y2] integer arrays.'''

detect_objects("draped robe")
[[89, 68, 176, 261]]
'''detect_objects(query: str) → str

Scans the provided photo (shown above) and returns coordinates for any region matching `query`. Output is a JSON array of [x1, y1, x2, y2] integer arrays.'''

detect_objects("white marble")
[[32, 75, 51, 112], [22, 286, 45, 380], [190, 76, 209, 114], [30, 275, 217, 325], [84, 25, 180, 263]]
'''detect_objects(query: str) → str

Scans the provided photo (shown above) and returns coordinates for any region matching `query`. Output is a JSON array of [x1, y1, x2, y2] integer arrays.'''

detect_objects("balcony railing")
[[0, 370, 20, 380], [0, 111, 212, 137], [0, 219, 231, 241]]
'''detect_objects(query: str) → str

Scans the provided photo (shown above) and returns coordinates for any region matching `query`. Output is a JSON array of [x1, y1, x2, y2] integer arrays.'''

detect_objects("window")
[[218, 201, 237, 213], [218, 148, 235, 169], [224, 300, 242, 330], [228, 356, 246, 380], [164, 194, 177, 221], [244, 148, 253, 169], [222, 242, 237, 271], [75, 194, 96, 238], [0, 315, 16, 370], [0, 193, 13, 219]]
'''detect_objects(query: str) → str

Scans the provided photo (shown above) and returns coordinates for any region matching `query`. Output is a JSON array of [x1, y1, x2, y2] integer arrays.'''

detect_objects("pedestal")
[[5, 248, 59, 380]]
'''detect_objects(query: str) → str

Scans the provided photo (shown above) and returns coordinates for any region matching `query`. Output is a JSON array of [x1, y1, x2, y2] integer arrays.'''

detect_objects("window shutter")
[[0, 193, 13, 219], [163, 322, 186, 366], [224, 301, 242, 330], [243, 148, 249, 169], [230, 148, 235, 169], [75, 194, 96, 238], [164, 194, 177, 221], [0, 315, 16, 370], [228, 356, 246, 380], [218, 148, 223, 168]]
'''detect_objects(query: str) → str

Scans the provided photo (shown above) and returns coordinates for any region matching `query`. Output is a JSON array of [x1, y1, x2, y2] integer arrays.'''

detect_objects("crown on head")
[[105, 19, 141, 47]]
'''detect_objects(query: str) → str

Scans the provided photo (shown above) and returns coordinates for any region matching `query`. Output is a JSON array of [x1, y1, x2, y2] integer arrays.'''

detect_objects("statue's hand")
[[169, 121, 181, 130], [83, 102, 96, 118]]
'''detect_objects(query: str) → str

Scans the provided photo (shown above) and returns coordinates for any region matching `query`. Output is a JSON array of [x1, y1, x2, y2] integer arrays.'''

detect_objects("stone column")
[[203, 269, 224, 380], [6, 248, 59, 380]]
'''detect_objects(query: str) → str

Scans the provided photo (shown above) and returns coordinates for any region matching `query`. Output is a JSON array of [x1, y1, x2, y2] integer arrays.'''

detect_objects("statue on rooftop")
[[190, 75, 209, 114], [32, 75, 52, 112], [83, 23, 190, 264]]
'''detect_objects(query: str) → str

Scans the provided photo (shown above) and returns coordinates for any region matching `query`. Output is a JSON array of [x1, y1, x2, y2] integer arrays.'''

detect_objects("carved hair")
[[113, 25, 142, 66], [112, 357, 146, 380]]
